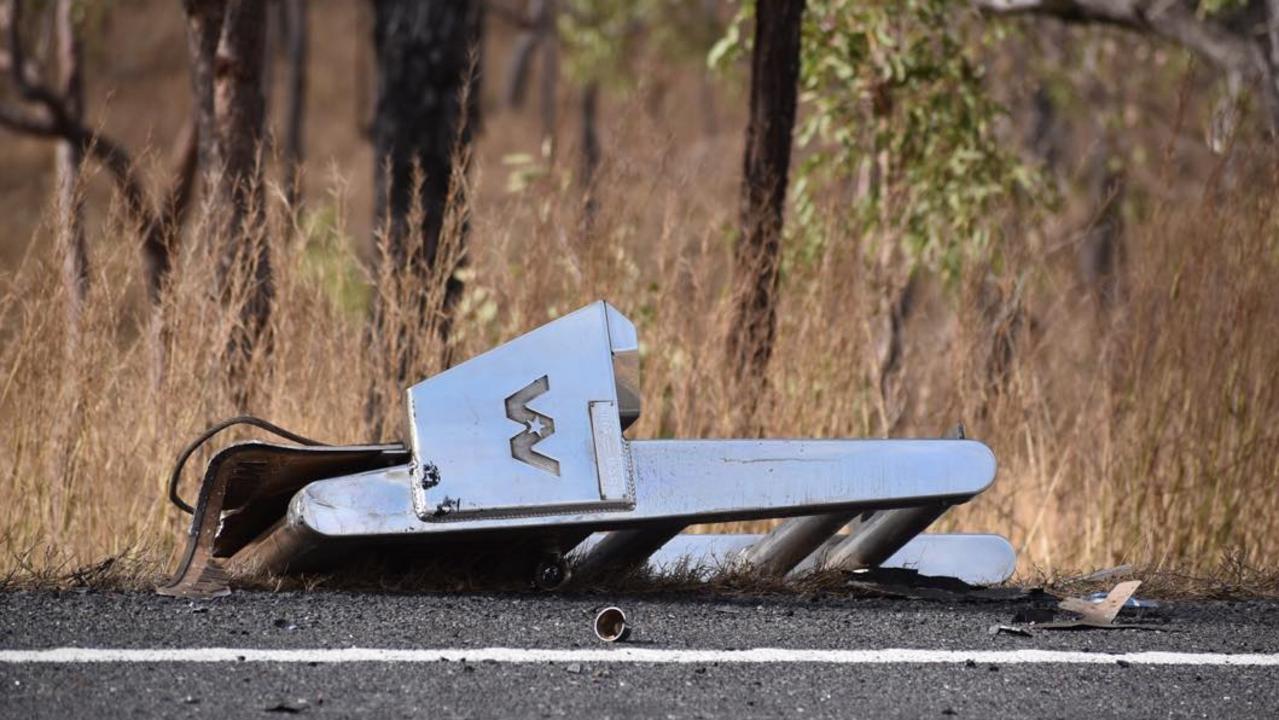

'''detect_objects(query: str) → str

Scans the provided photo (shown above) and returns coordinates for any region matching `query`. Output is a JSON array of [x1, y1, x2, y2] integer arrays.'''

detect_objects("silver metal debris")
[[593, 606, 631, 642], [159, 301, 1014, 598]]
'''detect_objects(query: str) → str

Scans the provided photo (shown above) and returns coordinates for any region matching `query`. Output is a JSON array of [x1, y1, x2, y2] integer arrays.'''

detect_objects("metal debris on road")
[[988, 624, 1034, 637], [1060, 580, 1143, 624], [1084, 590, 1160, 614], [158, 301, 1014, 598], [843, 567, 1039, 602], [594, 606, 631, 642], [1005, 580, 1167, 632]]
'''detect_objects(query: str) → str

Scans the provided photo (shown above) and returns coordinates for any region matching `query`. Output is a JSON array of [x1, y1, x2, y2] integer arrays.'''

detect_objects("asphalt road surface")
[[2, 589, 1278, 718]]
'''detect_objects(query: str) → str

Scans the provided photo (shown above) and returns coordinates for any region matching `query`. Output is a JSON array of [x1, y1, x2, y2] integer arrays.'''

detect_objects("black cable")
[[168, 415, 328, 515]]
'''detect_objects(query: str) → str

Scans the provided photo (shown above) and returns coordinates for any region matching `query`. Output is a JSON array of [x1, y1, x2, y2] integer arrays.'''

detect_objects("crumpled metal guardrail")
[[159, 301, 1014, 598]]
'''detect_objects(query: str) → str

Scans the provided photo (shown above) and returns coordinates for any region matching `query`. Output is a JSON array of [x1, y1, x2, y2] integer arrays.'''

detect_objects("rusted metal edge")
[[157, 442, 408, 599]]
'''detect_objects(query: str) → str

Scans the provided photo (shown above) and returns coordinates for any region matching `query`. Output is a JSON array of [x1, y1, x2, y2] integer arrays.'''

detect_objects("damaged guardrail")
[[159, 301, 1014, 598]]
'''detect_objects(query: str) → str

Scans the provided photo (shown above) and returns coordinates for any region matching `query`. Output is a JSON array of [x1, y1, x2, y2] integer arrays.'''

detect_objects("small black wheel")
[[533, 555, 570, 591]]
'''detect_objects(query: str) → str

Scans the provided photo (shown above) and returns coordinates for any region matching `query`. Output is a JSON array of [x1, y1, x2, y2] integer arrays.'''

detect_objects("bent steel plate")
[[158, 442, 409, 598]]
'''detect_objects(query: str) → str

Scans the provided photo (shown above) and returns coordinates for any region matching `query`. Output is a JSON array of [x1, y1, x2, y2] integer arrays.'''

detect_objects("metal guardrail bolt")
[[593, 606, 631, 642]]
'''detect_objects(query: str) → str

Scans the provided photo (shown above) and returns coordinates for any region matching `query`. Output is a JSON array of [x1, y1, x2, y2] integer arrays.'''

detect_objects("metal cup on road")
[[593, 607, 631, 642]]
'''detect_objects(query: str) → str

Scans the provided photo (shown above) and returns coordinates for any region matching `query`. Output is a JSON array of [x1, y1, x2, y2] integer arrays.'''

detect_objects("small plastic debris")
[[565, 663, 583, 674], [594, 606, 631, 642], [1024, 580, 1166, 631], [988, 624, 1033, 637], [1059, 581, 1141, 624]]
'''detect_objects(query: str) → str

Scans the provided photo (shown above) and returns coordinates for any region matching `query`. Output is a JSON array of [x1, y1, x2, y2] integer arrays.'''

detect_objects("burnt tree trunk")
[[370, 0, 481, 375], [212, 1, 269, 304], [725, 0, 805, 417]]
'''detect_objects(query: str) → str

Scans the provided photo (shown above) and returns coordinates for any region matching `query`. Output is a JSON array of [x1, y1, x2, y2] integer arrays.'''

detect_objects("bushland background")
[[1, 0, 1277, 584]]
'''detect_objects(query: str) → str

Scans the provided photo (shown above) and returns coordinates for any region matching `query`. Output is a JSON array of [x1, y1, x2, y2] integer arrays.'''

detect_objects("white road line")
[[1, 647, 1278, 666]]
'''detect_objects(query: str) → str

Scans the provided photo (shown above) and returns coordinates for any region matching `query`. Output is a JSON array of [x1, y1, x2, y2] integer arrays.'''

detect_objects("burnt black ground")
[[2, 590, 1279, 718]]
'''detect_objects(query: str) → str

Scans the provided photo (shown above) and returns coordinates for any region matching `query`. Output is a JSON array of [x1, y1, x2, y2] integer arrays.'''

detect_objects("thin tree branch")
[[974, 0, 1278, 129], [974, 1, 1266, 77], [1, 0, 193, 303], [0, 100, 53, 134]]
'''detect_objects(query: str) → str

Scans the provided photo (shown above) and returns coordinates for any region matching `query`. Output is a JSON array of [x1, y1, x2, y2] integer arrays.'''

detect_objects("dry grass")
[[1, 142, 1277, 588], [2, 4, 1278, 591]]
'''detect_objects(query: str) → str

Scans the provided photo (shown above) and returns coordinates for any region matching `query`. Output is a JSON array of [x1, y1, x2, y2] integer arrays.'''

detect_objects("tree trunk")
[[725, 0, 805, 418], [184, 0, 271, 368], [184, 1, 223, 175], [2, 0, 195, 371], [1079, 157, 1125, 310], [503, 0, 541, 109], [370, 0, 481, 372], [579, 80, 599, 233], [53, 0, 86, 337], [281, 0, 307, 212], [537, 0, 557, 155], [211, 0, 267, 245]]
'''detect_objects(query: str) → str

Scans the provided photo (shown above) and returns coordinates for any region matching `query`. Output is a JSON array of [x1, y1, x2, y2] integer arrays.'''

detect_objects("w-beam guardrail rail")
[[160, 301, 1014, 598]]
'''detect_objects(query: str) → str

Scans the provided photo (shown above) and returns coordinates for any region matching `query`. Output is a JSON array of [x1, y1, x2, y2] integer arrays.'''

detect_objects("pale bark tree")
[[182, 0, 271, 364], [279, 0, 307, 213], [0, 0, 196, 311], [51, 0, 85, 334]]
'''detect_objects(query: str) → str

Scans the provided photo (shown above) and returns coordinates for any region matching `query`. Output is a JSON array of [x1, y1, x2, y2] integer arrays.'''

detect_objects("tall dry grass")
[[1, 127, 1277, 583]]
